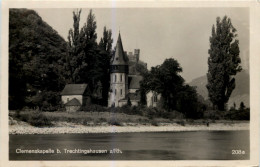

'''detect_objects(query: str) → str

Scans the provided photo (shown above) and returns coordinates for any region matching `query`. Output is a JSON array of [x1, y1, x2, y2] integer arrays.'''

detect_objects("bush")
[[108, 119, 122, 126], [82, 117, 94, 125], [176, 120, 185, 126], [150, 119, 159, 126], [203, 110, 224, 120], [225, 108, 250, 120], [82, 104, 106, 112], [99, 117, 107, 122], [28, 111, 52, 127]]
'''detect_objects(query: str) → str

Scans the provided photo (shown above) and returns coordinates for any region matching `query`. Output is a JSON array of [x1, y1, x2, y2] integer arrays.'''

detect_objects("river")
[[9, 130, 249, 160]]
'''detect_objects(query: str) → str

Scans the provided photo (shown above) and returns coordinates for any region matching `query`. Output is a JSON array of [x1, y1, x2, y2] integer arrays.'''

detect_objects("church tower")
[[108, 33, 129, 107]]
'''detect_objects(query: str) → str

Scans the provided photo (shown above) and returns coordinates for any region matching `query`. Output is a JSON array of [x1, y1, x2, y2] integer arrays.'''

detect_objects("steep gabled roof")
[[111, 33, 128, 65], [61, 84, 88, 95], [65, 98, 81, 106]]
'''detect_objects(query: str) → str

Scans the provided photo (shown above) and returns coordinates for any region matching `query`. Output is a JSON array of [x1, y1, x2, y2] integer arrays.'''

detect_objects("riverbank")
[[9, 121, 249, 134]]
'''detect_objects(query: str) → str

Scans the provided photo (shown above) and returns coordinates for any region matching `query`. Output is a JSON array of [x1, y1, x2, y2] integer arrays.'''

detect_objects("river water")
[[9, 130, 249, 160]]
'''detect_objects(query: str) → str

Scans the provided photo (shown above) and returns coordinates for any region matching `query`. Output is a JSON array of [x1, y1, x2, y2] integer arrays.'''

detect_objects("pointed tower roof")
[[111, 33, 128, 65]]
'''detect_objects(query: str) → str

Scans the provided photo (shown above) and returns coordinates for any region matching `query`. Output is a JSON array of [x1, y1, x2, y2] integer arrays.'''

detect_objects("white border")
[[1, 1, 259, 167]]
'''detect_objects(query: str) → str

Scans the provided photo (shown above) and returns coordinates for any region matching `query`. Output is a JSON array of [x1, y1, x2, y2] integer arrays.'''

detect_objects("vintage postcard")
[[1, 0, 259, 167]]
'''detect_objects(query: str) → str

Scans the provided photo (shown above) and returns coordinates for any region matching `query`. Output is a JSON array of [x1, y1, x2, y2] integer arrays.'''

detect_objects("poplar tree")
[[80, 9, 102, 92], [67, 9, 84, 83], [99, 26, 113, 105], [207, 16, 242, 111]]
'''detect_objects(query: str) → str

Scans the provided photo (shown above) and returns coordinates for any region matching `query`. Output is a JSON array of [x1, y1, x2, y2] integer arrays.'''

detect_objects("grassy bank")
[[9, 110, 170, 127], [9, 110, 248, 128]]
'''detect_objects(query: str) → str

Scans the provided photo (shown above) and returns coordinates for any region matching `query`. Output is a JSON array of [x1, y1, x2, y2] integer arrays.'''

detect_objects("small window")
[[115, 89, 117, 95], [120, 74, 122, 82], [120, 89, 122, 95], [115, 75, 117, 82]]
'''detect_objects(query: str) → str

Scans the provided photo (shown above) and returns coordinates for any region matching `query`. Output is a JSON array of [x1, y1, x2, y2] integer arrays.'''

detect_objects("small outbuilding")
[[61, 84, 91, 112], [64, 98, 81, 112]]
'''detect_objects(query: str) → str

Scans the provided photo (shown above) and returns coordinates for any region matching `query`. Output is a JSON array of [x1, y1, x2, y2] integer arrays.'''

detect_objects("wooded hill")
[[189, 70, 249, 109], [9, 9, 68, 110]]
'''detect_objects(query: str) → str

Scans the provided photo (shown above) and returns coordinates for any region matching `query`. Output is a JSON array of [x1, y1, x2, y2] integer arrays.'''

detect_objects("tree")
[[207, 16, 242, 111], [67, 9, 84, 83], [98, 26, 113, 105], [239, 102, 245, 111], [9, 9, 67, 110], [140, 58, 184, 110], [80, 9, 103, 92], [127, 97, 132, 106]]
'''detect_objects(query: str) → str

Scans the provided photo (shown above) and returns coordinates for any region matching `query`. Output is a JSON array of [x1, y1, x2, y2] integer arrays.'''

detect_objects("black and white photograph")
[[1, 1, 260, 166]]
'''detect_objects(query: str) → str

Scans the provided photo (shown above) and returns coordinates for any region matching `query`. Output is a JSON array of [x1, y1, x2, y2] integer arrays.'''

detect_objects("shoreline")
[[9, 122, 249, 135]]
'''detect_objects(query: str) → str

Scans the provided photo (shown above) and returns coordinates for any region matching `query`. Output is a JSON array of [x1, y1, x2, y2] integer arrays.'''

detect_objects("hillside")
[[9, 9, 68, 110], [189, 70, 249, 109]]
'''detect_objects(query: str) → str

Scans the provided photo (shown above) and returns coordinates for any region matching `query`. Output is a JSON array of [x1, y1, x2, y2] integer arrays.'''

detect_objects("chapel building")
[[108, 33, 142, 107]]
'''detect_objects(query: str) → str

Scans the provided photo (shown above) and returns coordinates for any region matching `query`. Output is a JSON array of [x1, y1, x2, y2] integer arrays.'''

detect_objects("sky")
[[34, 8, 249, 82]]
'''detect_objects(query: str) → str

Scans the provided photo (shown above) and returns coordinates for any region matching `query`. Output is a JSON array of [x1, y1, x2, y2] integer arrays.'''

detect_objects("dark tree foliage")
[[127, 97, 132, 106], [98, 26, 113, 106], [9, 9, 67, 110], [207, 16, 242, 111], [80, 10, 103, 92], [140, 58, 203, 118], [67, 9, 113, 105], [239, 101, 245, 111], [141, 58, 184, 110], [67, 9, 85, 83], [176, 85, 204, 118]]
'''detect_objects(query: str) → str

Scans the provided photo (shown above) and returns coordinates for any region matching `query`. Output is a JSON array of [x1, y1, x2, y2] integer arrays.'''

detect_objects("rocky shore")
[[9, 121, 249, 135]]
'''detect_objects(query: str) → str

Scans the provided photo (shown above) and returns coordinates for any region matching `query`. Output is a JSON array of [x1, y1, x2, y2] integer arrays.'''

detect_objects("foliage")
[[140, 58, 204, 118], [98, 26, 113, 105], [13, 110, 52, 127], [239, 102, 245, 110], [127, 97, 132, 106], [207, 16, 242, 111], [67, 10, 113, 106], [140, 58, 184, 110], [9, 9, 67, 110], [67, 9, 85, 83]]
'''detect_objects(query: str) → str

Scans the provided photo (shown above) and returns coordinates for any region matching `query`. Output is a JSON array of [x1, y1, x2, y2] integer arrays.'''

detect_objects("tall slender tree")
[[80, 9, 103, 93], [67, 9, 84, 83], [207, 16, 242, 111], [98, 26, 113, 105]]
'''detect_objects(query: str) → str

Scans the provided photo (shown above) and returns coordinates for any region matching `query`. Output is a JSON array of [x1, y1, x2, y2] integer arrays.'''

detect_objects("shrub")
[[150, 119, 159, 126], [28, 111, 52, 127], [176, 120, 185, 126], [82, 117, 94, 125], [108, 119, 122, 126], [82, 104, 106, 112], [203, 110, 224, 120], [99, 117, 107, 122], [225, 108, 250, 120]]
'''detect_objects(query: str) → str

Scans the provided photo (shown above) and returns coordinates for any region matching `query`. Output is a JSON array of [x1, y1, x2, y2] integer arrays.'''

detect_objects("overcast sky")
[[34, 8, 249, 82]]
